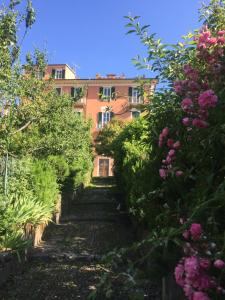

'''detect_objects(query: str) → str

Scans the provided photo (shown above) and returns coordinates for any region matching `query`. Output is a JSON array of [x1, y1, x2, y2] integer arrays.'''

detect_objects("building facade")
[[43, 64, 157, 177]]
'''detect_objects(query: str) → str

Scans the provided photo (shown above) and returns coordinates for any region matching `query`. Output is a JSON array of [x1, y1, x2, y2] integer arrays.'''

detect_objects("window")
[[102, 112, 111, 125], [56, 69, 63, 79], [128, 87, 143, 103], [103, 87, 111, 99], [97, 111, 114, 128], [71, 87, 83, 102], [55, 88, 61, 95], [131, 111, 140, 119], [52, 69, 65, 79], [99, 86, 115, 101], [36, 70, 45, 79]]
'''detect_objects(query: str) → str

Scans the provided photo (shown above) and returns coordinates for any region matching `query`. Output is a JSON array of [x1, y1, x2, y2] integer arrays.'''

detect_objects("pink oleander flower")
[[167, 138, 174, 148], [184, 256, 200, 279], [192, 118, 208, 129], [199, 275, 212, 289], [217, 36, 225, 44], [183, 230, 190, 240], [175, 263, 185, 287], [214, 259, 225, 269], [184, 66, 199, 81], [198, 90, 218, 108], [190, 223, 202, 240], [182, 117, 190, 126], [197, 42, 207, 50], [166, 155, 172, 164], [176, 170, 184, 177], [158, 134, 164, 147], [168, 149, 176, 157], [159, 128, 170, 147], [183, 283, 193, 299], [208, 37, 217, 45], [200, 29, 211, 38], [181, 98, 193, 111], [173, 141, 181, 149], [200, 258, 211, 270], [198, 109, 209, 120], [162, 127, 169, 137], [159, 168, 167, 179], [174, 81, 184, 94], [188, 80, 200, 92], [193, 291, 210, 300], [218, 30, 225, 36]]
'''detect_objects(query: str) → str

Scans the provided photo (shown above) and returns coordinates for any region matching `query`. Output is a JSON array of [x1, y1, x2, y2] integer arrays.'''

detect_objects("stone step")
[[61, 216, 119, 223], [73, 201, 116, 206], [61, 211, 129, 223], [28, 252, 101, 263]]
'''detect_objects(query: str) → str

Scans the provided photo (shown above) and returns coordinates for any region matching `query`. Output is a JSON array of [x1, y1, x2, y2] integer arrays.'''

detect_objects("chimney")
[[106, 74, 116, 79]]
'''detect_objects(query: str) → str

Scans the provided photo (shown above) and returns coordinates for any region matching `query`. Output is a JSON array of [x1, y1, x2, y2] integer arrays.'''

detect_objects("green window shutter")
[[99, 87, 103, 99], [111, 87, 115, 100], [71, 87, 75, 97], [62, 69, 65, 79], [110, 112, 114, 119], [128, 87, 132, 96], [52, 69, 56, 78], [98, 112, 102, 128], [128, 87, 133, 102]]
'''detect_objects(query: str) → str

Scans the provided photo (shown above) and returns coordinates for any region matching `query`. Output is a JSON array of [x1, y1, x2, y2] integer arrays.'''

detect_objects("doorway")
[[99, 159, 109, 177]]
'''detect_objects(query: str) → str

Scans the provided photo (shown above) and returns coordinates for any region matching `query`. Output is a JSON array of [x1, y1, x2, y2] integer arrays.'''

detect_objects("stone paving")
[[0, 179, 136, 300]]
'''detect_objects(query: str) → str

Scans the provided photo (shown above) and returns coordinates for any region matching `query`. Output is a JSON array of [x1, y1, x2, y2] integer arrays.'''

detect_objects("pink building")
[[43, 64, 157, 177]]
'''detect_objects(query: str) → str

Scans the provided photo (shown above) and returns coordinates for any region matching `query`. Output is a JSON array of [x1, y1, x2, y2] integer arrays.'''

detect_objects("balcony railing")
[[73, 97, 86, 105], [128, 96, 144, 104]]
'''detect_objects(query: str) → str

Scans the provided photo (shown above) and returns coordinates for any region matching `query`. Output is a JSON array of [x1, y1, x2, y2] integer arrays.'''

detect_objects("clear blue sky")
[[20, 0, 207, 78]]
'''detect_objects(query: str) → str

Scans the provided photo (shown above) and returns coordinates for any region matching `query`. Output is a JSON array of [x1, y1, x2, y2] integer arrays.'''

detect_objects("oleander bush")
[[94, 1, 225, 299]]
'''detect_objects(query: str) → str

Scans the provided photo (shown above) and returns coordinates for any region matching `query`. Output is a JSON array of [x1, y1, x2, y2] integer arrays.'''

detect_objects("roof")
[[47, 64, 76, 74]]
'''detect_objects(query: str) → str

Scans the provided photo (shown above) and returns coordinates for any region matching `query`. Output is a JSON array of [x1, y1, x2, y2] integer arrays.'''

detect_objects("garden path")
[[0, 178, 137, 300]]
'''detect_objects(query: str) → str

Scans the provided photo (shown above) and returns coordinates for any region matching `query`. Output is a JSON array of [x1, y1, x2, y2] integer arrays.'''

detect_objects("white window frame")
[[102, 87, 111, 100], [55, 69, 63, 79], [102, 111, 111, 126], [131, 87, 140, 103], [98, 111, 111, 129]]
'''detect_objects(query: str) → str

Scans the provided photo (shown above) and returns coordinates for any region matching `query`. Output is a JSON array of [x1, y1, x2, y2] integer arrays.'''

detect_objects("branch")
[[11, 119, 35, 135]]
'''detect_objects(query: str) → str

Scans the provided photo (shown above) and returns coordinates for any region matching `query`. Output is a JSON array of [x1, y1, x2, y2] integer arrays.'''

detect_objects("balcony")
[[73, 97, 86, 107], [128, 96, 144, 107]]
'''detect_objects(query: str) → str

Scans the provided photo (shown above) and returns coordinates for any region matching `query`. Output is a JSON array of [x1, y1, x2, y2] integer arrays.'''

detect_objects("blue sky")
[[20, 0, 206, 78]]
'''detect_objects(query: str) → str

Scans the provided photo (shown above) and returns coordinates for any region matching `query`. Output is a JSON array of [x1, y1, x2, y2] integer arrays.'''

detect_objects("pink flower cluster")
[[158, 127, 182, 179], [197, 29, 225, 49], [197, 28, 225, 66], [174, 29, 222, 132], [175, 223, 225, 299], [159, 28, 222, 179], [174, 77, 218, 129]]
